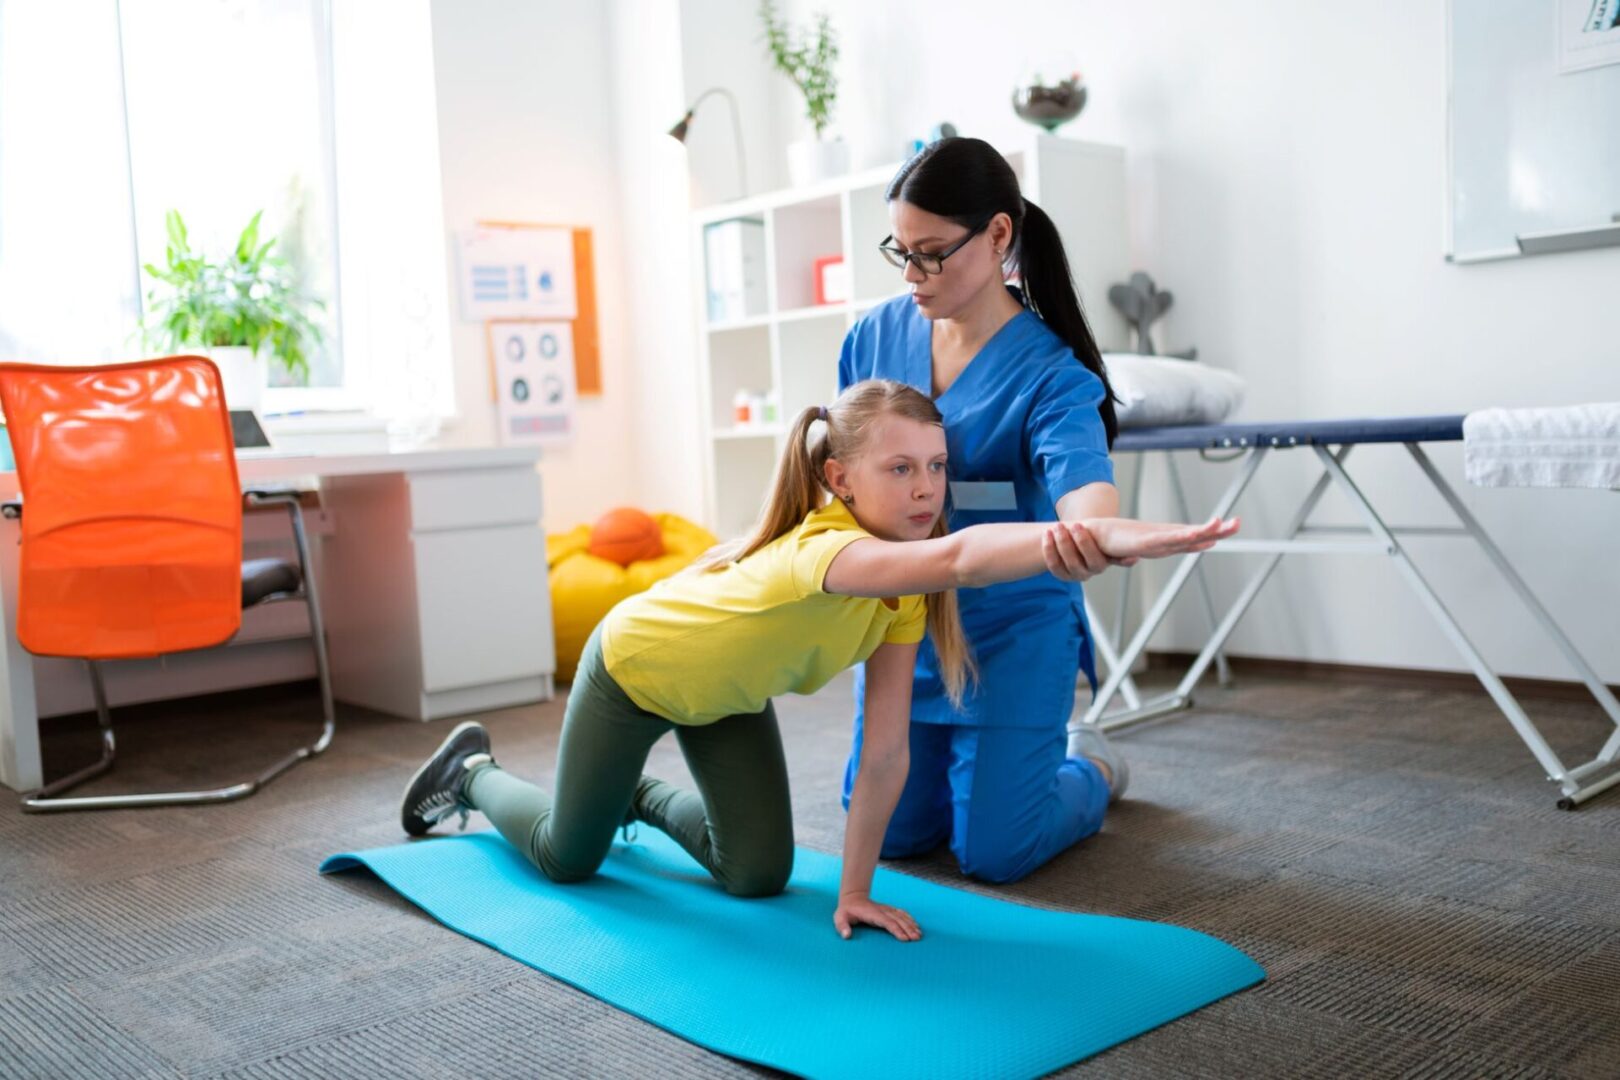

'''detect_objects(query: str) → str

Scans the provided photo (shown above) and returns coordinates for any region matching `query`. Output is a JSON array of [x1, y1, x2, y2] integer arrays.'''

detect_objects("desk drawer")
[[414, 524, 553, 692], [408, 467, 542, 533]]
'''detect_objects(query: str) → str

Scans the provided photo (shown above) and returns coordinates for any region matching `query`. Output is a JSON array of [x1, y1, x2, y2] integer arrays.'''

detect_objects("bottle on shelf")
[[733, 389, 753, 428]]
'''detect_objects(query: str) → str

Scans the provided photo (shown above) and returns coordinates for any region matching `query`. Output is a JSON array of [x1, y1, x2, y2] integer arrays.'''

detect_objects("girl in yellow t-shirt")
[[399, 379, 1236, 940]]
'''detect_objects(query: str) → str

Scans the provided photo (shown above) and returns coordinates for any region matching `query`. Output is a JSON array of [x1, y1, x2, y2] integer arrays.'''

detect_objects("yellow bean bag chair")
[[548, 512, 718, 681]]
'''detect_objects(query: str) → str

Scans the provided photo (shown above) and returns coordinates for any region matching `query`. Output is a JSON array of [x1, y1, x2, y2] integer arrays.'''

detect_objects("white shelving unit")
[[693, 134, 1131, 539]]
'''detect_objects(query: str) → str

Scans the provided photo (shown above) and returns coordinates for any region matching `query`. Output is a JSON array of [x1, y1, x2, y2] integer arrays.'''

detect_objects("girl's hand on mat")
[[1085, 515, 1239, 561], [1041, 522, 1114, 581], [834, 893, 922, 942]]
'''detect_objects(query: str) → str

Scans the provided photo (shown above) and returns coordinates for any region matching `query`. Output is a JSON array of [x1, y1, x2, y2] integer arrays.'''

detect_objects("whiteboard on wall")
[[1448, 0, 1620, 262]]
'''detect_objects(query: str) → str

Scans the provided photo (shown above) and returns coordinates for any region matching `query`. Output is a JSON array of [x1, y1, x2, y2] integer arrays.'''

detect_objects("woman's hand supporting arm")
[[835, 641, 922, 942], [1047, 481, 1123, 582]]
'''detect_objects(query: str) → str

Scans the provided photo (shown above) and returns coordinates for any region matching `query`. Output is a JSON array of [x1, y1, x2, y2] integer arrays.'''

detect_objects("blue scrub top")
[[839, 292, 1114, 728]]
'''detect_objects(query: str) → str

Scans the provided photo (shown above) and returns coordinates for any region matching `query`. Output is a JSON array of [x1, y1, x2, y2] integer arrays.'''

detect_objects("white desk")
[[0, 446, 556, 793]]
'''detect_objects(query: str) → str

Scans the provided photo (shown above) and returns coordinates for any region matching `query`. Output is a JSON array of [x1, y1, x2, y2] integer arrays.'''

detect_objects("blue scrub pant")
[[842, 719, 1110, 884]]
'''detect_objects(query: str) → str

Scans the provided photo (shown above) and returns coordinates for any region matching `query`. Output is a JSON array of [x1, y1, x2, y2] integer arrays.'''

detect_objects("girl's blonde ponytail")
[[692, 404, 829, 571]]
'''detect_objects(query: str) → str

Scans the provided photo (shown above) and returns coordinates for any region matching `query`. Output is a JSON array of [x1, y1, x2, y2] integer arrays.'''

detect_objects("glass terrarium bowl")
[[1011, 72, 1087, 133]]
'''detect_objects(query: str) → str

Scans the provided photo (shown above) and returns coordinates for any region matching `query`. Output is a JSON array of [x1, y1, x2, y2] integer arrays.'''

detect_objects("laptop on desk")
[[230, 409, 303, 460], [230, 409, 273, 451]]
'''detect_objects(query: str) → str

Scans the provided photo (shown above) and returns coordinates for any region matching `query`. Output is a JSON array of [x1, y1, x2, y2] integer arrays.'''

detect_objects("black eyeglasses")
[[878, 220, 990, 276]]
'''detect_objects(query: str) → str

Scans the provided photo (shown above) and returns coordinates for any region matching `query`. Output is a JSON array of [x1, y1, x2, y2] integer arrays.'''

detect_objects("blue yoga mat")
[[322, 831, 1262, 1079]]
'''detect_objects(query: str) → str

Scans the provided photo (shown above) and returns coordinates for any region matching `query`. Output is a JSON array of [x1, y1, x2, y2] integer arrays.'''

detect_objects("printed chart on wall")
[[461, 221, 602, 409], [457, 226, 577, 321], [488, 320, 577, 445]]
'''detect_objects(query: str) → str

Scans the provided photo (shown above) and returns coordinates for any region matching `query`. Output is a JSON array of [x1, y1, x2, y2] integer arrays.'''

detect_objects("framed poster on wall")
[[477, 222, 601, 397], [486, 319, 577, 445], [1559, 0, 1620, 74]]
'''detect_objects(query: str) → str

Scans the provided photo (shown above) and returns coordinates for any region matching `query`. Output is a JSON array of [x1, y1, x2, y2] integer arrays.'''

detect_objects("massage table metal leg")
[[1088, 452, 1144, 713], [1314, 445, 1620, 808], [1155, 448, 1353, 721], [1111, 453, 1143, 650], [1082, 445, 1274, 729], [1084, 601, 1142, 710], [1095, 453, 1232, 714], [1402, 444, 1620, 808], [1166, 452, 1233, 687]]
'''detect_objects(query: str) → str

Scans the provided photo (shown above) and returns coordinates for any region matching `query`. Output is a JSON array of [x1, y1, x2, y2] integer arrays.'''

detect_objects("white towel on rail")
[[1462, 403, 1620, 491]]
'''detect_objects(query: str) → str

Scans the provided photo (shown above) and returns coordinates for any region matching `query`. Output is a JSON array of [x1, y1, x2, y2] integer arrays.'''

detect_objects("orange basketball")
[[588, 507, 665, 567]]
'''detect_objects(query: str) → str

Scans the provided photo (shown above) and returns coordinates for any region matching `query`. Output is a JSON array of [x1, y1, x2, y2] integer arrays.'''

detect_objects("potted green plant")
[[140, 209, 324, 410], [759, 0, 846, 187]]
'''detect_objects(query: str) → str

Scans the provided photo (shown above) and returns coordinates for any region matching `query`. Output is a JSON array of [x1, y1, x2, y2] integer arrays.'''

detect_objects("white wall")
[[609, 0, 707, 522], [428, 0, 638, 527], [678, 0, 789, 204], [706, 0, 1620, 683]]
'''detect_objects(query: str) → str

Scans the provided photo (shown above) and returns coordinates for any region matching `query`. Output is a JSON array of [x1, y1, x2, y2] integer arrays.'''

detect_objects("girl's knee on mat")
[[715, 849, 793, 898], [537, 854, 602, 880], [535, 842, 610, 885]]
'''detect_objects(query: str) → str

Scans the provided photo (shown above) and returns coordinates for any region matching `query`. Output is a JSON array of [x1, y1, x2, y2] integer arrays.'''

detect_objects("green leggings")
[[465, 625, 795, 897]]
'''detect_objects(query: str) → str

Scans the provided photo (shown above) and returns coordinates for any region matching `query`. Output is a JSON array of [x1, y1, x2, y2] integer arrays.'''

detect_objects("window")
[[0, 0, 453, 421], [0, 0, 139, 364], [121, 0, 342, 389]]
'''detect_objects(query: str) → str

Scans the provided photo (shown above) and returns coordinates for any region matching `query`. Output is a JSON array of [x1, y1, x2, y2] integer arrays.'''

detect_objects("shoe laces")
[[414, 790, 471, 832]]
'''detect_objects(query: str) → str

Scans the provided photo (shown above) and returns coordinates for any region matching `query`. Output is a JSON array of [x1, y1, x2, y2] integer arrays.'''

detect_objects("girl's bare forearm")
[[947, 523, 1064, 589], [839, 754, 907, 898]]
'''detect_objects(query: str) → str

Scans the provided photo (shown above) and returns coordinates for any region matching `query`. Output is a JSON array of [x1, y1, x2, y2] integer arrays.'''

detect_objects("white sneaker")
[[1067, 723, 1129, 803]]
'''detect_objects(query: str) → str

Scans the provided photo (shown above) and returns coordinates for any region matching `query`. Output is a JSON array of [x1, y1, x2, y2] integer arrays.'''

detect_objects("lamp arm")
[[687, 86, 749, 199]]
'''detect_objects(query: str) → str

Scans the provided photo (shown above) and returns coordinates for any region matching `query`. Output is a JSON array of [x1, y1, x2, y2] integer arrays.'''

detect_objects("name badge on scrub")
[[949, 481, 1019, 511]]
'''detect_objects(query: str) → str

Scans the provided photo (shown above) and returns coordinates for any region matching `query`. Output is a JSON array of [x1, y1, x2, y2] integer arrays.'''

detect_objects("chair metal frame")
[[16, 491, 335, 812]]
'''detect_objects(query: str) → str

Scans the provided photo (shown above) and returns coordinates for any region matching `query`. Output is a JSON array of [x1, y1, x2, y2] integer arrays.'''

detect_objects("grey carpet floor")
[[2, 670, 1617, 1079]]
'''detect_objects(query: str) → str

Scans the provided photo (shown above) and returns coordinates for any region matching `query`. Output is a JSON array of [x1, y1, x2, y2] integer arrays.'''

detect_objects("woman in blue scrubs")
[[841, 136, 1137, 883]]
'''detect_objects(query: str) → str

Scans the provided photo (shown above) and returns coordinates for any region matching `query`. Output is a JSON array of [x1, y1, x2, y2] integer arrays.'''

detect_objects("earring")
[[841, 493, 854, 504]]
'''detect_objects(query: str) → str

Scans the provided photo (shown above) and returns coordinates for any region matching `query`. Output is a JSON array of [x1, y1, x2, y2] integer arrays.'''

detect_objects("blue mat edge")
[[321, 847, 810, 1076], [321, 840, 1267, 1075]]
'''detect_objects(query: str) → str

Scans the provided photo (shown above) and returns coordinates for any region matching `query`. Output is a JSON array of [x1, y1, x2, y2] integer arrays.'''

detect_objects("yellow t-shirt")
[[600, 500, 927, 725]]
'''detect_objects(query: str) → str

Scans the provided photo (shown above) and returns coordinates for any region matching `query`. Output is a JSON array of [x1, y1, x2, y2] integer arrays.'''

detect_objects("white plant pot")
[[205, 346, 267, 413], [786, 136, 850, 188]]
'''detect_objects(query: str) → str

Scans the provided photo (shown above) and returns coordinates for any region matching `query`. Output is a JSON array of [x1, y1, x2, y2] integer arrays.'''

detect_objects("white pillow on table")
[[1102, 353, 1246, 428]]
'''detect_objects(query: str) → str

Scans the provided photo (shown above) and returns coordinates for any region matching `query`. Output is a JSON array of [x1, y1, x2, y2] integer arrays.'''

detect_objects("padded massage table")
[[1080, 414, 1620, 809]]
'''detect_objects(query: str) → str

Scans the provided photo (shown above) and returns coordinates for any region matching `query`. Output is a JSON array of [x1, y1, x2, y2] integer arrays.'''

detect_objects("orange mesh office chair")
[[0, 356, 334, 812]]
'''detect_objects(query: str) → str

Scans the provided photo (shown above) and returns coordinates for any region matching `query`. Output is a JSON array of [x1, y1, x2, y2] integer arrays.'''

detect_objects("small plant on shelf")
[[759, 0, 838, 137]]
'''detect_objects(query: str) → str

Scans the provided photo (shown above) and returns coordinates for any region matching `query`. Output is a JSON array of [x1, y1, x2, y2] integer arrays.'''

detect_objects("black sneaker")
[[400, 721, 493, 836]]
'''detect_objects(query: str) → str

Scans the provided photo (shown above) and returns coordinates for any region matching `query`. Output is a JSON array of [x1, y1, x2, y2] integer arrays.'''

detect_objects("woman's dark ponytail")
[[886, 137, 1119, 447], [1014, 197, 1118, 446]]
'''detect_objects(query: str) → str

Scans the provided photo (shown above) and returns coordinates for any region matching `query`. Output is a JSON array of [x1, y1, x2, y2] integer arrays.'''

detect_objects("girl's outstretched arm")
[[834, 640, 921, 942], [823, 517, 1237, 599]]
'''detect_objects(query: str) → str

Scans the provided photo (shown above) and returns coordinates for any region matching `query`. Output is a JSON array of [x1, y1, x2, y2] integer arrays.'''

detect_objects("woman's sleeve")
[[1027, 362, 1115, 504], [837, 320, 863, 393]]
